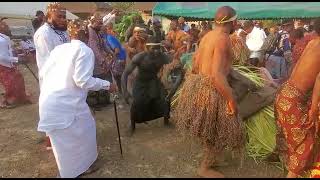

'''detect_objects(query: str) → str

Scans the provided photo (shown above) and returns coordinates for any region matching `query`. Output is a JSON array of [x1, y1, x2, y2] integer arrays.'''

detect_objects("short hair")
[[313, 18, 320, 35], [36, 10, 44, 16], [243, 20, 254, 30]]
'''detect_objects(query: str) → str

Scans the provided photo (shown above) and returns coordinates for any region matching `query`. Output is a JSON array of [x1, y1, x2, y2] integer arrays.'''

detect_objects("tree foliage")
[[109, 2, 136, 12]]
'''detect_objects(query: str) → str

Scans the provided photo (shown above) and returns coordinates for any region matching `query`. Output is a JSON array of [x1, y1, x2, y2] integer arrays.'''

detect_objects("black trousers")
[[130, 78, 170, 123]]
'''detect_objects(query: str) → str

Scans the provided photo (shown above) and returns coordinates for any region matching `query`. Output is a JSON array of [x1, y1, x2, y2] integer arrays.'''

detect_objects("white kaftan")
[[34, 22, 69, 86], [38, 40, 110, 178]]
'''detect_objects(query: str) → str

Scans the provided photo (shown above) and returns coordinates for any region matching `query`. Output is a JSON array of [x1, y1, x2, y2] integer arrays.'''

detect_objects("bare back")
[[192, 30, 233, 77], [290, 37, 320, 93]]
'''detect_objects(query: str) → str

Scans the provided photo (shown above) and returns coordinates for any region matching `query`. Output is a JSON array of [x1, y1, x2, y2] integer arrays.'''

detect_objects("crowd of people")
[[0, 2, 320, 178]]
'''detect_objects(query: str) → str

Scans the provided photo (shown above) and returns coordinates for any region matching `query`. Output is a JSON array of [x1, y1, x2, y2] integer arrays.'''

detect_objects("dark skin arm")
[[121, 52, 144, 103], [211, 36, 237, 115]]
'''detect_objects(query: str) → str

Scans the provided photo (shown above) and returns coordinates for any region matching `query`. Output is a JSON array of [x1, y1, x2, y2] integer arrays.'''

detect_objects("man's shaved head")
[[214, 6, 237, 34], [214, 6, 236, 25]]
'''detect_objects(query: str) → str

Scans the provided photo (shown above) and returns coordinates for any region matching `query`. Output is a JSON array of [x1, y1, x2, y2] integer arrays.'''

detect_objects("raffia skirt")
[[172, 73, 245, 152]]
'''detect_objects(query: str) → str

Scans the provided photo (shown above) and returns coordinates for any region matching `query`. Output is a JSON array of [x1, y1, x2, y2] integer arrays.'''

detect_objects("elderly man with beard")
[[34, 2, 69, 83], [86, 13, 114, 109], [38, 19, 117, 178], [0, 20, 32, 108], [34, 2, 70, 150]]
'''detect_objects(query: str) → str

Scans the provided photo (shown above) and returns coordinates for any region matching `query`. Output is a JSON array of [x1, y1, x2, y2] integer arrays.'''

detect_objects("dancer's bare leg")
[[197, 142, 225, 178]]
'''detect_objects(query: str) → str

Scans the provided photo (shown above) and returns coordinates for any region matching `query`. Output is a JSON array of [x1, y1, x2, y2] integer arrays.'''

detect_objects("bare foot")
[[197, 166, 225, 178]]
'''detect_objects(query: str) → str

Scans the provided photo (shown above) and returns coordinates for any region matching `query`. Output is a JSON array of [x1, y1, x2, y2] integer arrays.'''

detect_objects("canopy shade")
[[153, 2, 320, 20], [0, 2, 79, 20]]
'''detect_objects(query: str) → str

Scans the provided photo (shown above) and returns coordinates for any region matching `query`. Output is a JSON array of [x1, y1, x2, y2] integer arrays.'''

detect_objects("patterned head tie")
[[215, 14, 238, 24], [67, 19, 87, 37], [46, 2, 66, 15]]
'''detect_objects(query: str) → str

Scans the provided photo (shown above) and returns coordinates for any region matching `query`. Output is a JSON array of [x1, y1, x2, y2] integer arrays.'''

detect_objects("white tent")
[[0, 2, 79, 20]]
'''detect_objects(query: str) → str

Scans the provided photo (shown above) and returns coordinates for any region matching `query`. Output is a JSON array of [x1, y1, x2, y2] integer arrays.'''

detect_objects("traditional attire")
[[34, 22, 69, 86], [0, 33, 29, 105], [38, 39, 110, 178], [173, 31, 244, 153], [275, 81, 319, 175], [86, 19, 113, 108], [230, 32, 250, 65], [128, 51, 170, 123]]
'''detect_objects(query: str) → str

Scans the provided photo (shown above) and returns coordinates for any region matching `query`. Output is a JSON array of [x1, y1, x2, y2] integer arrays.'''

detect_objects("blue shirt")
[[103, 34, 126, 61]]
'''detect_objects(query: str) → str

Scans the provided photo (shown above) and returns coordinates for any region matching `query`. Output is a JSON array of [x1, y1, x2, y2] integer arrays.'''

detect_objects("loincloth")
[[172, 73, 245, 152], [275, 80, 317, 175]]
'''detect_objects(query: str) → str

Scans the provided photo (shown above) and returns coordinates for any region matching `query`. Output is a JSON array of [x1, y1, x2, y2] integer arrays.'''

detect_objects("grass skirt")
[[172, 72, 245, 152]]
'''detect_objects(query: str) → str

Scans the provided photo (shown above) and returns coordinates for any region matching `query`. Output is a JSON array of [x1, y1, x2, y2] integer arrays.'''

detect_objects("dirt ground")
[[0, 63, 285, 178]]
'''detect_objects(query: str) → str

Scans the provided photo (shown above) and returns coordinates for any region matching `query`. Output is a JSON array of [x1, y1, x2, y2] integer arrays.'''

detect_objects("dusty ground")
[[0, 63, 285, 178]]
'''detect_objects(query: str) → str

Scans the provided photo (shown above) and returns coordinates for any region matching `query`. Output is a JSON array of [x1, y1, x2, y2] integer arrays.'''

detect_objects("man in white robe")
[[33, 2, 70, 150], [34, 2, 69, 85], [38, 19, 117, 178]]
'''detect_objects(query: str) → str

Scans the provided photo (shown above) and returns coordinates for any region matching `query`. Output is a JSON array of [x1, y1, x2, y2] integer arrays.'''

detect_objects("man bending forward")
[[37, 20, 116, 178]]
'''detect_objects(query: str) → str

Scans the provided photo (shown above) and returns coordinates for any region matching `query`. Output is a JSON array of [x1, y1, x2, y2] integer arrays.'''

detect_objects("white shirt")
[[103, 13, 116, 26], [246, 26, 267, 52], [34, 23, 69, 74], [0, 33, 18, 68], [38, 40, 111, 133]]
